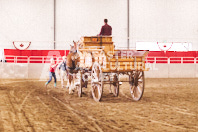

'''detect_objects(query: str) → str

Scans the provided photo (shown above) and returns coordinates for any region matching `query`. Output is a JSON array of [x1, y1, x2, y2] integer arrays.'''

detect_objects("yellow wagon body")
[[79, 36, 149, 73], [76, 36, 149, 102]]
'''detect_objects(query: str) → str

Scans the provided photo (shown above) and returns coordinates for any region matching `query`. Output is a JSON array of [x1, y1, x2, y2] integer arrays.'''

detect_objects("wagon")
[[75, 36, 149, 102]]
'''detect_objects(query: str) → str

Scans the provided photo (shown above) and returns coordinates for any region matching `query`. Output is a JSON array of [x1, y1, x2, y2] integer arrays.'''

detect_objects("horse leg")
[[71, 74, 76, 91], [66, 80, 70, 89], [69, 75, 73, 94], [109, 84, 112, 93], [66, 73, 70, 89], [109, 75, 114, 94]]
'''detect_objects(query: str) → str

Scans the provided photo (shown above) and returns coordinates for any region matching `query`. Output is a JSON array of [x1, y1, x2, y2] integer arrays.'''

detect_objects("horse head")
[[67, 41, 80, 71]]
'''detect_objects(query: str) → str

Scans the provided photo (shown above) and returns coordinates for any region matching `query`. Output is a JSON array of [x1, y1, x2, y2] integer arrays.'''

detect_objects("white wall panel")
[[0, 0, 54, 49], [130, 0, 198, 50], [1, 0, 198, 50], [0, 63, 28, 79], [145, 64, 169, 78], [0, 63, 198, 79], [168, 64, 196, 78], [196, 64, 198, 78], [56, 0, 127, 50]]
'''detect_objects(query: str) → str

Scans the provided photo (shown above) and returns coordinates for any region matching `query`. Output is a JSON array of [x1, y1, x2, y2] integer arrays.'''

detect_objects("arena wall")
[[55, 0, 128, 50], [145, 64, 197, 78], [1, 49, 198, 79], [130, 0, 198, 49], [195, 64, 198, 78], [0, 63, 49, 80], [0, 0, 54, 49], [1, 0, 198, 50], [0, 63, 197, 79], [144, 64, 169, 78], [0, 63, 29, 79]]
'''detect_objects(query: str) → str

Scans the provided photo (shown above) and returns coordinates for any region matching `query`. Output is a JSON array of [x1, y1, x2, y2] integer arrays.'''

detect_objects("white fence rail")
[[4, 56, 63, 63], [3, 55, 198, 64], [146, 57, 198, 64]]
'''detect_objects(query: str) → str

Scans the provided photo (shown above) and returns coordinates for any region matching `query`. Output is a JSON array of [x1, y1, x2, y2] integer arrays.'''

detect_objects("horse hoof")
[[69, 90, 74, 94]]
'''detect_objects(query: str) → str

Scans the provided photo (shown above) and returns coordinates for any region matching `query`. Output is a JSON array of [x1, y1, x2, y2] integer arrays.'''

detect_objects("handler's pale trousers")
[[60, 70, 67, 87]]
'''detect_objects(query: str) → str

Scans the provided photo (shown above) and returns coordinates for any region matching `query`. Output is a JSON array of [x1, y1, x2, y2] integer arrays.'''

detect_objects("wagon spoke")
[[138, 73, 143, 79], [137, 71, 140, 77], [92, 69, 99, 82], [99, 74, 102, 82], [93, 68, 97, 77], [98, 86, 101, 96], [138, 83, 143, 88], [93, 65, 97, 74], [136, 86, 142, 94], [92, 72, 97, 80], [133, 86, 139, 99], [130, 86, 134, 94]]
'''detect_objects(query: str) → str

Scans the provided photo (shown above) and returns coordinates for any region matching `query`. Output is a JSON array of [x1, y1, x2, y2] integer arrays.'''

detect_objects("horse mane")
[[66, 41, 80, 69]]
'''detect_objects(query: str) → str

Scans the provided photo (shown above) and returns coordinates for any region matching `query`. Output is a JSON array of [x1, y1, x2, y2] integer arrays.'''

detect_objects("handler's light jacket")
[[58, 61, 67, 71]]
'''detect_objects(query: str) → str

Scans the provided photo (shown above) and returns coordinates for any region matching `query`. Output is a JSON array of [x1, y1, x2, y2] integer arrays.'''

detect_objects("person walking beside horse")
[[57, 56, 69, 89]]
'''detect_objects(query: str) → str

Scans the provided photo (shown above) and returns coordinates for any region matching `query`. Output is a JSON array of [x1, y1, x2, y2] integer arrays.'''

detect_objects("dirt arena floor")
[[0, 78, 197, 132]]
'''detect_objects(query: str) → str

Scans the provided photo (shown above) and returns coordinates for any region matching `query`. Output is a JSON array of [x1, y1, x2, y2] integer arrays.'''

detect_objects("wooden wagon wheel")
[[91, 62, 103, 102], [76, 71, 82, 97], [130, 71, 145, 101], [112, 74, 119, 97]]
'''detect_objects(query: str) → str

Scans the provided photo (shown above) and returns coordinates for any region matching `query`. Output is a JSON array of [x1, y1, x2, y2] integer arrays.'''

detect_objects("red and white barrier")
[[3, 49, 198, 64]]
